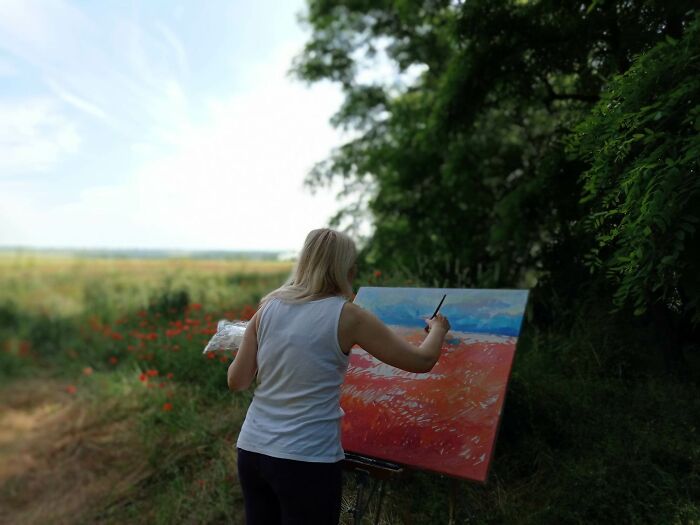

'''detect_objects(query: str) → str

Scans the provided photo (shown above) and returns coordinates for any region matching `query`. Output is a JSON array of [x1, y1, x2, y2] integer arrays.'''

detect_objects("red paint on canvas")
[[340, 326, 516, 482]]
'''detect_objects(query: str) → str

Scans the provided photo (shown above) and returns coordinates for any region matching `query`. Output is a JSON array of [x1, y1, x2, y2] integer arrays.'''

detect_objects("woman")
[[228, 228, 450, 525]]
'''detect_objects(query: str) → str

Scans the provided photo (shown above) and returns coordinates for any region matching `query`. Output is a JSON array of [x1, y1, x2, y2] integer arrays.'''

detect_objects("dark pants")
[[236, 447, 343, 525]]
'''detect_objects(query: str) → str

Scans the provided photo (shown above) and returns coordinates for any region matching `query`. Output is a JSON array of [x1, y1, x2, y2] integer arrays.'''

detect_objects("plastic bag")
[[202, 319, 248, 354]]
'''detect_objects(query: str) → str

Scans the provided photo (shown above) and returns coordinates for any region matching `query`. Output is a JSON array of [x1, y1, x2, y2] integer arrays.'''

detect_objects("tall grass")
[[1, 254, 698, 524]]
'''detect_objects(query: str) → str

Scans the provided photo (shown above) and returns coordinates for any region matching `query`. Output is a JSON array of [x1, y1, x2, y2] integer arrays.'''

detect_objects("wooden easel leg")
[[448, 478, 457, 525], [351, 471, 368, 525], [342, 455, 402, 525], [373, 480, 386, 525], [349, 470, 386, 525], [352, 470, 376, 525]]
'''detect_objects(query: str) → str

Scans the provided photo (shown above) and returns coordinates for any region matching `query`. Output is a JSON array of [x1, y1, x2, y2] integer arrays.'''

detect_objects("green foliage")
[[293, 1, 700, 376], [436, 316, 700, 524], [293, 0, 696, 299], [1, 257, 699, 523], [567, 14, 700, 324], [0, 349, 31, 380], [0, 301, 29, 379], [288, 8, 700, 519], [25, 313, 81, 358], [0, 300, 19, 330], [340, 319, 700, 524], [147, 286, 190, 320]]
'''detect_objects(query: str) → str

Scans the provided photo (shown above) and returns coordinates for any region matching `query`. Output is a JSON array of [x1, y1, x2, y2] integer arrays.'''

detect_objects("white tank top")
[[235, 295, 350, 462]]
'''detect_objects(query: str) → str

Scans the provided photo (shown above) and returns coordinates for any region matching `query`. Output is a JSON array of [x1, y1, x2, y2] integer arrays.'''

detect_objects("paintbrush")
[[424, 293, 447, 333]]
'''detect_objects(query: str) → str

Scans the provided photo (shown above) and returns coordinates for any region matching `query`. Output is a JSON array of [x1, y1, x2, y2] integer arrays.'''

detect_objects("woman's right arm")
[[346, 302, 450, 373]]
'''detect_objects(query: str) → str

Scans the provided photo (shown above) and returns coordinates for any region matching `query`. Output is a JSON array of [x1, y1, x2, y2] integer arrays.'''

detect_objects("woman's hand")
[[426, 313, 450, 334]]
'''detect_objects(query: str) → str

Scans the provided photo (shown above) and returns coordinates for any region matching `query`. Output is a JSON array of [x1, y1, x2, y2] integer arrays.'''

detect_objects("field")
[[0, 253, 292, 524], [0, 253, 292, 318], [1, 253, 698, 524]]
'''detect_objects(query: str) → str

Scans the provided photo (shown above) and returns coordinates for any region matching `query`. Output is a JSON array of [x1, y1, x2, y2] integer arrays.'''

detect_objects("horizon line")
[[0, 245, 299, 259], [0, 244, 294, 253]]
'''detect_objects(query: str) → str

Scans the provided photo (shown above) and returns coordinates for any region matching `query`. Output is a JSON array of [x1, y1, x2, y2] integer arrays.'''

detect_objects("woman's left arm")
[[227, 309, 260, 391]]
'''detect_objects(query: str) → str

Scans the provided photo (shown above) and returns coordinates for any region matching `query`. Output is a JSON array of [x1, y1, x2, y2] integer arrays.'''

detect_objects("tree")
[[292, 1, 697, 319], [567, 13, 700, 370]]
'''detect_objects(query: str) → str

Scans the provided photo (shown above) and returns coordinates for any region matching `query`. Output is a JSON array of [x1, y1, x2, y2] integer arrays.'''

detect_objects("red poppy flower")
[[162, 402, 173, 411]]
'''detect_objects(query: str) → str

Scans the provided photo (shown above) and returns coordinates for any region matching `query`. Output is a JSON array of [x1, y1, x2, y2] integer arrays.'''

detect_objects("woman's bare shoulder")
[[342, 300, 362, 313], [340, 301, 364, 325], [340, 301, 372, 327]]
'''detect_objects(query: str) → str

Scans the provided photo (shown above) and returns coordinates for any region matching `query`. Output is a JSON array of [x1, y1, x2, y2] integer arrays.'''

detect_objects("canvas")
[[340, 286, 529, 482]]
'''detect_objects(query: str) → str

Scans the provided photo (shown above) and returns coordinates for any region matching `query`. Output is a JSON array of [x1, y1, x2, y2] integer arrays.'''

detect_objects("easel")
[[339, 285, 526, 523], [342, 453, 463, 524], [342, 453, 403, 524]]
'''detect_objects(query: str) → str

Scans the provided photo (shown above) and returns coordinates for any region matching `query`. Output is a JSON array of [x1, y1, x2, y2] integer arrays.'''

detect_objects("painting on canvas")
[[340, 286, 529, 482]]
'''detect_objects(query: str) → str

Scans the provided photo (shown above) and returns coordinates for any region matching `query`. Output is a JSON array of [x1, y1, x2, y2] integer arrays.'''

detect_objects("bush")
[[147, 287, 190, 320]]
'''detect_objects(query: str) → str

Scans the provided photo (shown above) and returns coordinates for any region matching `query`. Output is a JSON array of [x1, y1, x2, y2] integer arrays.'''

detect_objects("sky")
[[0, 0, 358, 252]]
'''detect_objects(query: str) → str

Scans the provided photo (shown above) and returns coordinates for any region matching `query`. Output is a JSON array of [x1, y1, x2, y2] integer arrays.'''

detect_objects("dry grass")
[[0, 253, 293, 318], [0, 378, 152, 525], [0, 253, 292, 277]]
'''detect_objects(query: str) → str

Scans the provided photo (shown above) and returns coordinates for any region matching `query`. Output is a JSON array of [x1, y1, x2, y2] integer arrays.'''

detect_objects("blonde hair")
[[261, 228, 357, 305]]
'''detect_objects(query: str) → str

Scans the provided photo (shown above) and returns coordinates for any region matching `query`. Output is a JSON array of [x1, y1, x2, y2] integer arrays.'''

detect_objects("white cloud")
[[154, 20, 190, 80], [0, 1, 362, 251], [0, 43, 348, 251], [0, 0, 97, 72], [0, 188, 36, 242], [118, 43, 348, 251], [0, 98, 81, 174], [353, 36, 428, 97], [0, 0, 196, 139], [45, 78, 109, 120]]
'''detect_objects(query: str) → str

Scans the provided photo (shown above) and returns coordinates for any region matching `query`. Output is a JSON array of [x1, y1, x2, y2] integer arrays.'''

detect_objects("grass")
[[0, 253, 698, 524], [0, 252, 292, 319]]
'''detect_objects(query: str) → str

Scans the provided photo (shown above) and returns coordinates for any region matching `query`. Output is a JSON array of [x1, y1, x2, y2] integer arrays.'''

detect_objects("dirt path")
[[0, 377, 151, 525]]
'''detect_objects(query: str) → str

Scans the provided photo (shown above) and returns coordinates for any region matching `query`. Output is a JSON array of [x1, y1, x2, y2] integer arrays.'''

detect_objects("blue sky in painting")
[[354, 287, 529, 337]]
